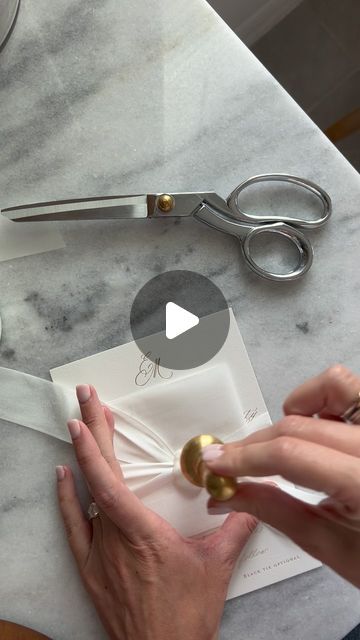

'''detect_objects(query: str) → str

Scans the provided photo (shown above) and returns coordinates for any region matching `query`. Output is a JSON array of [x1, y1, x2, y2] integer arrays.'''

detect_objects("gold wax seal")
[[180, 434, 237, 502]]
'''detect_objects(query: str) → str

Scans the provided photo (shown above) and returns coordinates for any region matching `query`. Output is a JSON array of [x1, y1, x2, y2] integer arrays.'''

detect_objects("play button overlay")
[[130, 270, 230, 370], [166, 302, 199, 339]]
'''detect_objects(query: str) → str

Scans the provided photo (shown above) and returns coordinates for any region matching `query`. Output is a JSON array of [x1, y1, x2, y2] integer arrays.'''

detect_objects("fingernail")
[[207, 504, 233, 515], [263, 480, 279, 488], [202, 444, 224, 462], [67, 419, 81, 440], [76, 384, 91, 403], [56, 465, 65, 481]]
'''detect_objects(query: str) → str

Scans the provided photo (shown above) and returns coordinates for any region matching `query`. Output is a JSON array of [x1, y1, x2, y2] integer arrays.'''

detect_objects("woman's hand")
[[205, 365, 360, 588], [56, 385, 257, 640]]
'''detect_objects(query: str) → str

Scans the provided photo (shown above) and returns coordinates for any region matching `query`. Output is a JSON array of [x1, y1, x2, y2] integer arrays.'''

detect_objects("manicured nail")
[[263, 480, 279, 488], [207, 504, 233, 515], [67, 419, 81, 440], [202, 444, 224, 462], [76, 384, 91, 403], [56, 465, 65, 481]]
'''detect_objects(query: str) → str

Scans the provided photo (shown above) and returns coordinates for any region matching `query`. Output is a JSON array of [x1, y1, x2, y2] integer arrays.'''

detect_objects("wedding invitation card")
[[51, 309, 321, 598]]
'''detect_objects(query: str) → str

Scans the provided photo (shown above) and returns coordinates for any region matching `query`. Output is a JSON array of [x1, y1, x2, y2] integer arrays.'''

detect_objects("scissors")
[[1, 173, 331, 282]]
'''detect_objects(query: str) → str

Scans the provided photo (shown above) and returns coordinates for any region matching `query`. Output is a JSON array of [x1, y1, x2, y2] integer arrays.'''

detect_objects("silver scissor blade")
[[1, 195, 149, 221]]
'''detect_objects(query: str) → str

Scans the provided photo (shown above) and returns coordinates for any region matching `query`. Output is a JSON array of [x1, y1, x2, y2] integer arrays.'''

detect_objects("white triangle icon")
[[165, 302, 199, 340]]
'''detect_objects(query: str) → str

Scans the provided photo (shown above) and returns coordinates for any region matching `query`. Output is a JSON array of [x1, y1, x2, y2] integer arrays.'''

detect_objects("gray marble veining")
[[0, 0, 360, 639]]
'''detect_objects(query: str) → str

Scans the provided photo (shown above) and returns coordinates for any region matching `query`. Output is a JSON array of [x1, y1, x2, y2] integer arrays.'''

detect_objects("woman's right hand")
[[204, 365, 360, 587]]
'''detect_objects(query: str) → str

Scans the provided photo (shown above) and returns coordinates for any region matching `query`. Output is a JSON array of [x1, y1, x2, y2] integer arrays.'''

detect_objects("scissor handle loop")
[[241, 222, 313, 281], [193, 202, 313, 281], [227, 174, 331, 229]]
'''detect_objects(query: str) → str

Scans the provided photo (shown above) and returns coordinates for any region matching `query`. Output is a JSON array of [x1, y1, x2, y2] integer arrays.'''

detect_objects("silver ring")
[[341, 392, 360, 425], [88, 502, 100, 520]]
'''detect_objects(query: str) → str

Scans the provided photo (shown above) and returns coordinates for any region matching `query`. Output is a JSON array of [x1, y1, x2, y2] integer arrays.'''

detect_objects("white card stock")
[[50, 309, 322, 597], [0, 216, 64, 262]]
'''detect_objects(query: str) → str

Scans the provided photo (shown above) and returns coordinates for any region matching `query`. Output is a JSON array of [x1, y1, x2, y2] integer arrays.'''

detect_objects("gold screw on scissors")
[[157, 194, 175, 213]]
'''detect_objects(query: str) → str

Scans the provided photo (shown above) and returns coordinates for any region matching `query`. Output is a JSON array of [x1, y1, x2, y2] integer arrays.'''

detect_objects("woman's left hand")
[[56, 385, 257, 640]]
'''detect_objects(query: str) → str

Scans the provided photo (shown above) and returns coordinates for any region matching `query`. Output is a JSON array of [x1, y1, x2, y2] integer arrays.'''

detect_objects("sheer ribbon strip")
[[0, 366, 258, 496], [0, 365, 324, 509], [0, 366, 76, 443]]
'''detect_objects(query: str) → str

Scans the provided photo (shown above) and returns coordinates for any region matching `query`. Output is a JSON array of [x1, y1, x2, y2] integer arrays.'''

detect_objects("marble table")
[[0, 0, 360, 638]]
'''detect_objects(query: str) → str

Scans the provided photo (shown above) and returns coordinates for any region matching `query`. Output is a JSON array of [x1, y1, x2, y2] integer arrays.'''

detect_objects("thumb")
[[207, 482, 336, 564], [214, 511, 258, 564]]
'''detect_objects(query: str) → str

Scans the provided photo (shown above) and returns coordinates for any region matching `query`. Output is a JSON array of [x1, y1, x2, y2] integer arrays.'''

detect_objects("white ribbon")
[[0, 366, 246, 497], [110, 402, 248, 495], [0, 366, 76, 443], [0, 365, 322, 527]]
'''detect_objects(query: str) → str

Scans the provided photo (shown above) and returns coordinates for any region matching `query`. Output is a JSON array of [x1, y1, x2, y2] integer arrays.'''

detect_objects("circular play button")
[[130, 270, 230, 370]]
